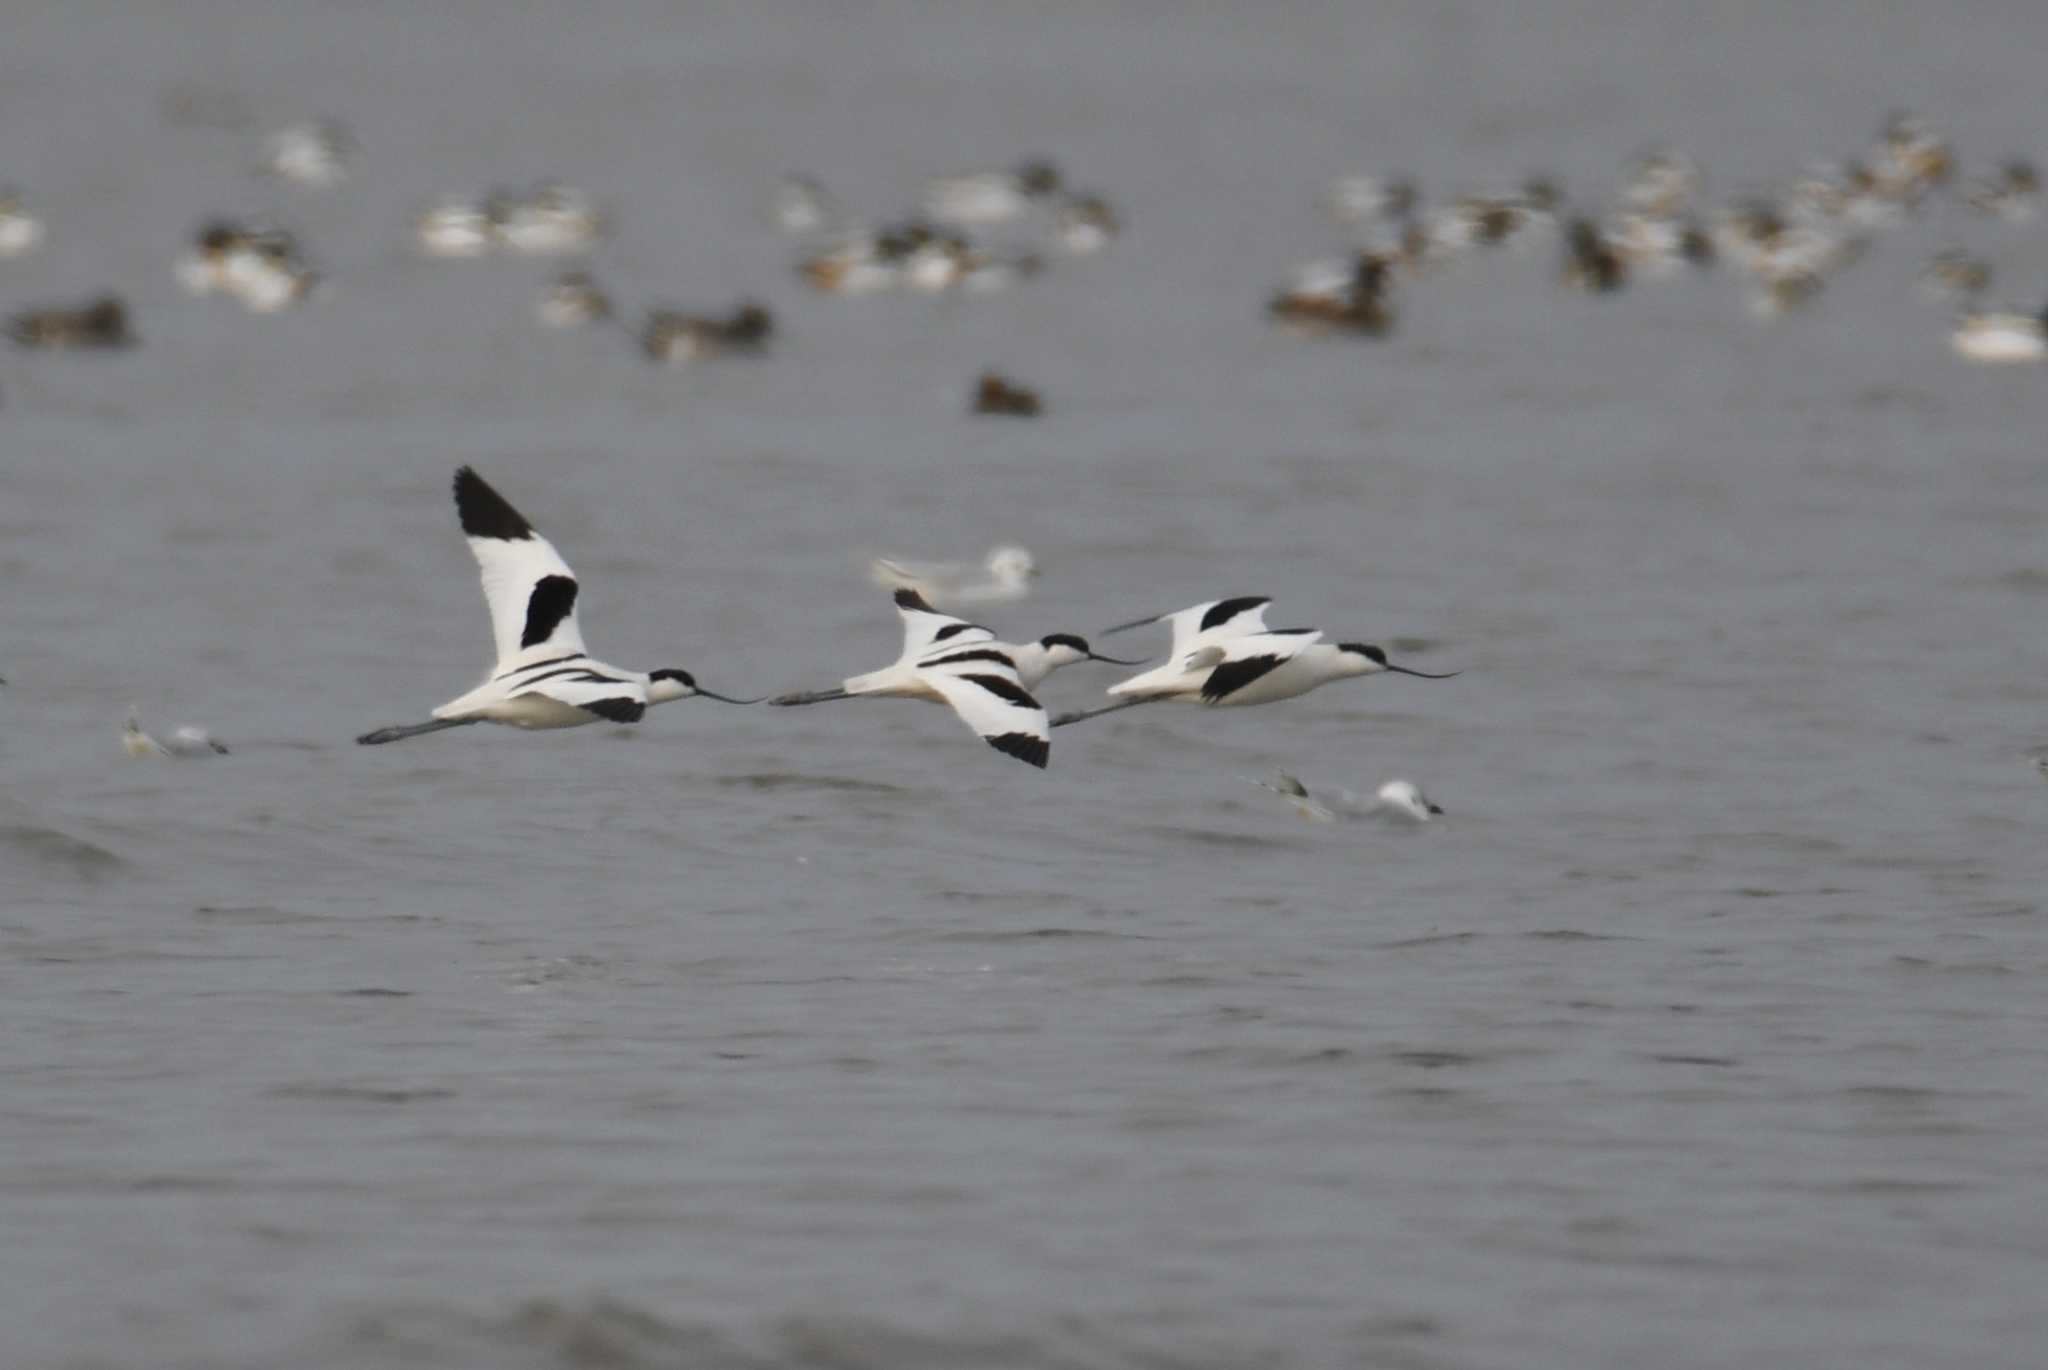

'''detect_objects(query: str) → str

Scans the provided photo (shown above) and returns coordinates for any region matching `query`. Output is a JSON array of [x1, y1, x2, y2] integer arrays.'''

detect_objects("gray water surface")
[[5, 4, 2048, 1367]]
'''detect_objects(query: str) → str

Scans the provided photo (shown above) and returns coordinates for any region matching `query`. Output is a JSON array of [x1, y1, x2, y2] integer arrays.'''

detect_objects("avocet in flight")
[[357, 468, 756, 745], [1052, 596, 1458, 726], [768, 589, 1070, 768]]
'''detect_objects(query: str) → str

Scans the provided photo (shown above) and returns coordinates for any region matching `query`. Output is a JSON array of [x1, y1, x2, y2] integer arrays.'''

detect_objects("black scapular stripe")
[[924, 648, 1017, 669], [985, 731, 1050, 768], [509, 665, 599, 688], [453, 467, 536, 540], [581, 696, 646, 724], [493, 651, 583, 680], [932, 621, 984, 642], [1200, 654, 1286, 702], [1198, 595, 1270, 633], [521, 575, 579, 648], [961, 673, 1040, 710], [508, 665, 630, 690]]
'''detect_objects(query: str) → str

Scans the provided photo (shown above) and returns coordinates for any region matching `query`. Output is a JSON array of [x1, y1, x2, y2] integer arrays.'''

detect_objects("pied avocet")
[[356, 468, 757, 745], [768, 589, 1055, 768], [1053, 597, 1457, 727]]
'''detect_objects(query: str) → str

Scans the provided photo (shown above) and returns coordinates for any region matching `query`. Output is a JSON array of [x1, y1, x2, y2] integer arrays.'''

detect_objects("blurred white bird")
[[770, 174, 839, 236], [1246, 771, 1443, 823], [260, 121, 351, 189], [868, 545, 1038, 607], [1951, 307, 2048, 364], [0, 189, 46, 257], [123, 706, 229, 758]]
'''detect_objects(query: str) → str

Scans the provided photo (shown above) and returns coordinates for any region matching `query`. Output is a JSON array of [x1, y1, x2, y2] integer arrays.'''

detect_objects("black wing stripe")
[[581, 697, 646, 724], [932, 621, 985, 642], [960, 673, 1041, 711], [521, 575, 579, 648], [507, 665, 600, 688], [453, 467, 536, 540], [985, 732, 1050, 768], [1200, 654, 1287, 702], [493, 651, 584, 681], [1198, 595, 1270, 633], [922, 648, 1017, 669]]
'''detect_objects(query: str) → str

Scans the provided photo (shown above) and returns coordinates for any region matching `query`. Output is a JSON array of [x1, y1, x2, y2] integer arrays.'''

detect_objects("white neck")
[[646, 676, 692, 704]]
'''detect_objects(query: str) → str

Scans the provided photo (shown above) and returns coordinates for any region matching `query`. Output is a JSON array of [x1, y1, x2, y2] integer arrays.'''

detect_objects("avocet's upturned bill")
[[357, 468, 757, 745], [768, 588, 1055, 768], [1053, 597, 1458, 726]]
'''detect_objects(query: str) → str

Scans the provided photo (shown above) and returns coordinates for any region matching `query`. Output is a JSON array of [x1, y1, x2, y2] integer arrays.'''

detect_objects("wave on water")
[[715, 771, 919, 797], [0, 823, 127, 882], [256, 1295, 1292, 1370]]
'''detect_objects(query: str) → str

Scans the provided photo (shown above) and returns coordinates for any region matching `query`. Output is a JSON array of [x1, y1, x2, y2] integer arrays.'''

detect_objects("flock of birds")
[[343, 467, 1458, 818], [4, 109, 2041, 380], [0, 124, 1125, 409], [1262, 111, 2048, 361], [12, 108, 2044, 817]]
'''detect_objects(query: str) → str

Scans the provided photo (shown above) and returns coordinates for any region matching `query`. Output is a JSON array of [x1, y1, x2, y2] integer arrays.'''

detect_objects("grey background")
[[4, 3, 2047, 1367]]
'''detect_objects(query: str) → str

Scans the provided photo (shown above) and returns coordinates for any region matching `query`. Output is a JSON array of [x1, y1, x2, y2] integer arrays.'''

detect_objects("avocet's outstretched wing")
[[1105, 596, 1273, 658], [1101, 604, 1292, 702], [453, 467, 589, 670], [893, 587, 993, 661], [922, 651, 1050, 768], [1197, 629, 1324, 702]]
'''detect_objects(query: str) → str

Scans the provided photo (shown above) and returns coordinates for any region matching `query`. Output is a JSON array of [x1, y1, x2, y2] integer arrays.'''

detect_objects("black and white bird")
[[1053, 596, 1457, 727], [768, 589, 1055, 768], [357, 468, 756, 745]]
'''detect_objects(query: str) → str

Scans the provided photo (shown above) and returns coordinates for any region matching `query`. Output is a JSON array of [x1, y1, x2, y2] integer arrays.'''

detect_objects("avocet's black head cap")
[[1039, 632, 1090, 654], [1340, 643, 1461, 679], [649, 667, 697, 688]]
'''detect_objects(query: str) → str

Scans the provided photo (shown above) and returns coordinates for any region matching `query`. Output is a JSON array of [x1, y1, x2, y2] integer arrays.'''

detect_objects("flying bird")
[[768, 589, 1054, 768], [1053, 597, 1457, 726], [357, 468, 756, 745]]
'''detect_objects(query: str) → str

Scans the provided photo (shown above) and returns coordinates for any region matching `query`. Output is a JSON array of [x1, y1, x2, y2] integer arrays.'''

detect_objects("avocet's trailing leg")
[[357, 467, 757, 745], [769, 589, 1055, 768], [1052, 597, 1457, 727]]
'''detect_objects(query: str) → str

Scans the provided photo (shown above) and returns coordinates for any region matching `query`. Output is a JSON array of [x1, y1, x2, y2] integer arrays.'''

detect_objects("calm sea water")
[[5, 3, 2048, 1367]]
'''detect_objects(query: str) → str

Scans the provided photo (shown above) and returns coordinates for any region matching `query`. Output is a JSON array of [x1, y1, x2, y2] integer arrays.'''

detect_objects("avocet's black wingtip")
[[987, 732, 1050, 768], [893, 587, 935, 612], [452, 466, 535, 541], [1197, 595, 1272, 633]]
